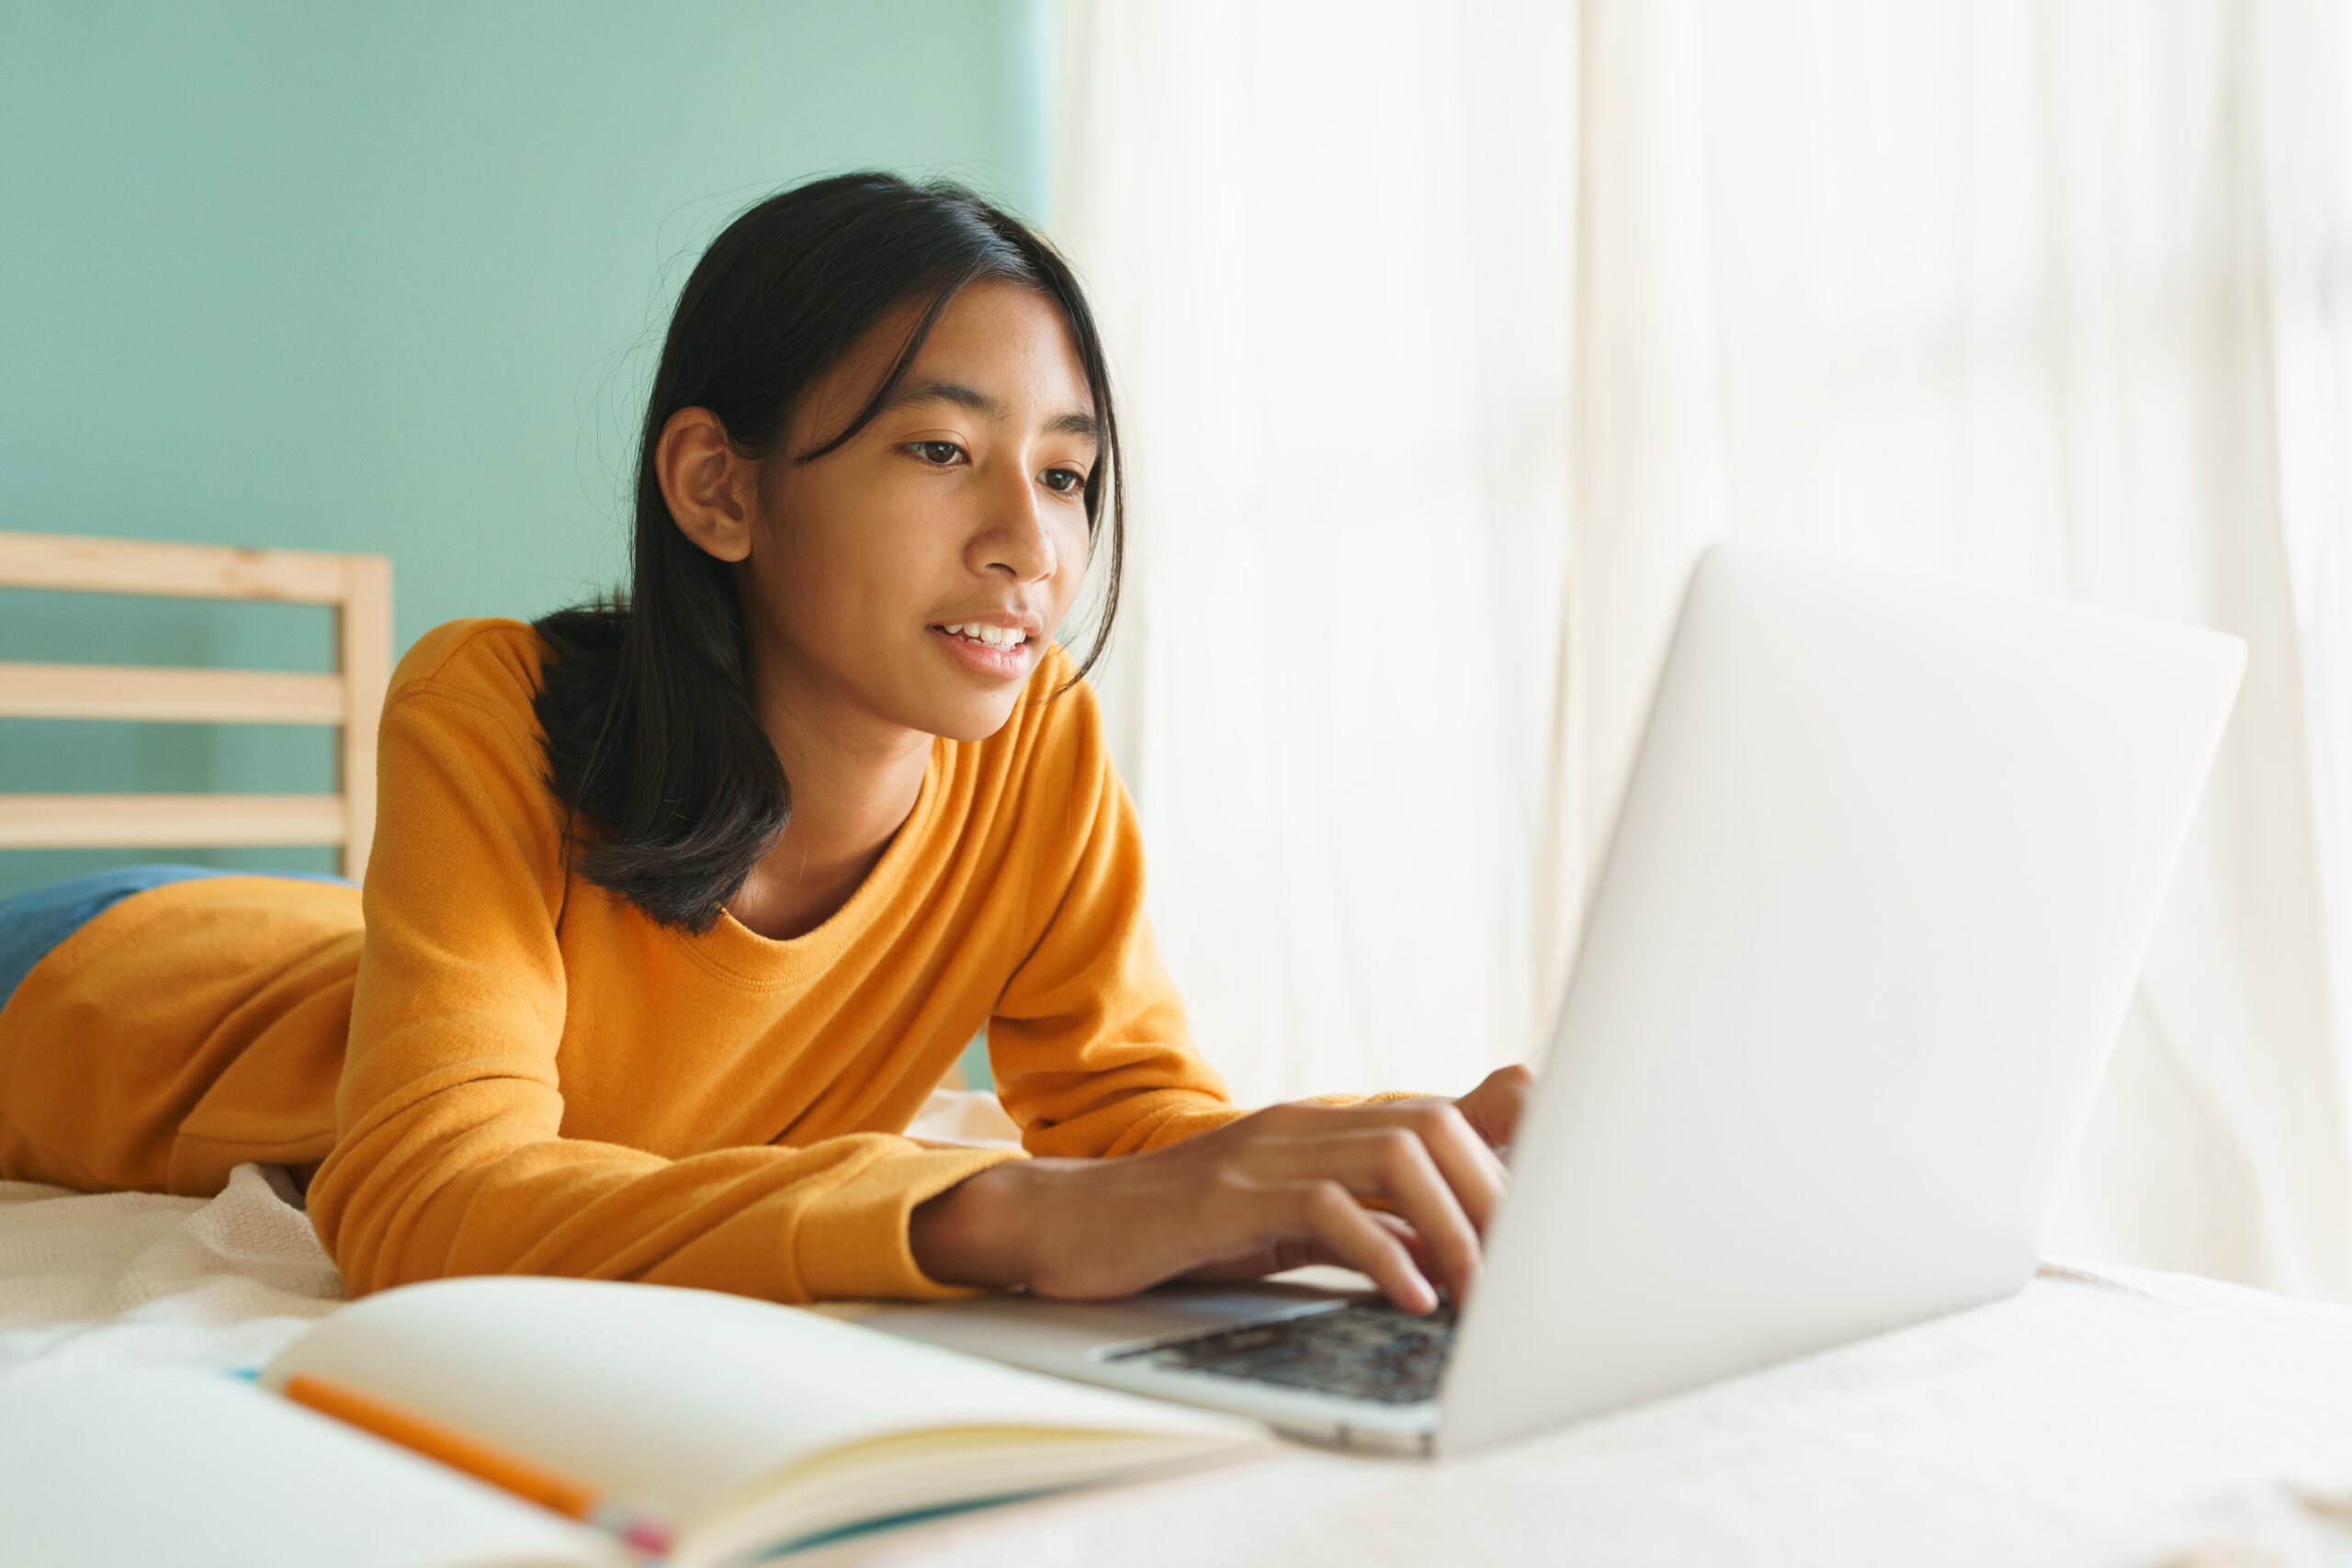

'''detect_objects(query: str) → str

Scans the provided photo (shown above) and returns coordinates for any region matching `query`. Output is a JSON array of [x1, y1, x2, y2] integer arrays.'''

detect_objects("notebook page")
[[262, 1275, 1266, 1525], [0, 1367, 634, 1568]]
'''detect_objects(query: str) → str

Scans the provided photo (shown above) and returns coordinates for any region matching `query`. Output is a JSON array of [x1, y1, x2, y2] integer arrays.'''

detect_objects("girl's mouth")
[[927, 624, 1034, 678]]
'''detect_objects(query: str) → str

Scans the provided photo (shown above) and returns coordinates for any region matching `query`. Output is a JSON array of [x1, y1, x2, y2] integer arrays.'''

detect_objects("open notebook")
[[0, 1275, 1272, 1568]]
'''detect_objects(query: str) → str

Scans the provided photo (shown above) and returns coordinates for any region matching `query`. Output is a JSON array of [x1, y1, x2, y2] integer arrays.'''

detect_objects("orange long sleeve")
[[0, 619, 1419, 1305], [988, 667, 1262, 1156]]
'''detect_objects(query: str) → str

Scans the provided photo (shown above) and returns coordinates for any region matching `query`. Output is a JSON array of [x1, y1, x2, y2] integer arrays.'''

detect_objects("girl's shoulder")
[[382, 617, 549, 729]]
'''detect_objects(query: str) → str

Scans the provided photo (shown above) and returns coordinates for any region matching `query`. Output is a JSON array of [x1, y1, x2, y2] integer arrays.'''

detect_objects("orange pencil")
[[280, 1371, 675, 1558]]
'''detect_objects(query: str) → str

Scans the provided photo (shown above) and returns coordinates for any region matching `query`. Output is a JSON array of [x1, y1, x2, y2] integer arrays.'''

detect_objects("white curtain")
[[1048, 0, 2352, 1301], [1045, 0, 1577, 1108]]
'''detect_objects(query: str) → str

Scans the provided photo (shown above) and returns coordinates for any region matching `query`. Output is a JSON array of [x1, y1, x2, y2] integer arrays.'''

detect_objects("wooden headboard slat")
[[0, 794, 348, 850], [0, 662, 345, 725], [0, 531, 353, 604]]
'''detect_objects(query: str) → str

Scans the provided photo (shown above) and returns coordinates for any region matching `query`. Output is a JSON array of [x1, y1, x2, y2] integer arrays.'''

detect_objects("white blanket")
[[5, 1100, 2351, 1567], [0, 1161, 340, 1381]]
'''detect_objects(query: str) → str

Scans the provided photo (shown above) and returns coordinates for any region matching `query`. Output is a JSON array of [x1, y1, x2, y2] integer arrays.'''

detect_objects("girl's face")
[[744, 278, 1100, 745]]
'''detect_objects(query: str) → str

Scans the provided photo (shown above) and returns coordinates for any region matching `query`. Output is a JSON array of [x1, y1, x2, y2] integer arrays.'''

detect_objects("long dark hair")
[[531, 170, 1126, 933]]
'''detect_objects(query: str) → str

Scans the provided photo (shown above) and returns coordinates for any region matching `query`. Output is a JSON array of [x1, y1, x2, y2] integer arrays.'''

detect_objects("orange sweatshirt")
[[0, 619, 1416, 1303]]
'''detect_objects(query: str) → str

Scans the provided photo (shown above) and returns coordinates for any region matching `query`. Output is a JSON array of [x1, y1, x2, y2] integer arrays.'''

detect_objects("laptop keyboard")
[[1106, 1299, 1457, 1405]]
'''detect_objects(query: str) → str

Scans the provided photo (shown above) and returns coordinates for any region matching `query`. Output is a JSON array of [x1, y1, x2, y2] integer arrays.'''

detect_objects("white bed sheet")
[[5, 1094, 2351, 1567]]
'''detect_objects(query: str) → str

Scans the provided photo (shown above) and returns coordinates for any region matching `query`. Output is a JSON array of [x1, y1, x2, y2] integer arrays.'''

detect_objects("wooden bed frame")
[[0, 530, 391, 881]]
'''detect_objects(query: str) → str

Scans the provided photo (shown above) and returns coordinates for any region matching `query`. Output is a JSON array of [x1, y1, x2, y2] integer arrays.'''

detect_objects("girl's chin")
[[905, 688, 1026, 745]]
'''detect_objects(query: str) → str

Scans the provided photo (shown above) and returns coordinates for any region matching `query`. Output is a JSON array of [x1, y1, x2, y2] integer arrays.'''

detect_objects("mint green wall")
[[0, 0, 1052, 914]]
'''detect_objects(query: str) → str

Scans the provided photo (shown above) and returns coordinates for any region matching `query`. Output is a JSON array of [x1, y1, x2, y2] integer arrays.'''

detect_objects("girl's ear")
[[656, 406, 760, 563]]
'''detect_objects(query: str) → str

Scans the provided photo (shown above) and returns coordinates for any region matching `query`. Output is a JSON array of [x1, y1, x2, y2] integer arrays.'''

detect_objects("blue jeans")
[[0, 863, 358, 1012]]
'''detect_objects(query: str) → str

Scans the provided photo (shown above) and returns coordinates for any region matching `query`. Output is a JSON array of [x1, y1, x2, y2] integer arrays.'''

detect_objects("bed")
[[5, 531, 2352, 1565], [6, 1156, 2352, 1567]]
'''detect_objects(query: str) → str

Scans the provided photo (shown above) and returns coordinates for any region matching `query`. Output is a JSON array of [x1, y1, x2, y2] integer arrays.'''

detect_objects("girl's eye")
[[907, 442, 1090, 496]]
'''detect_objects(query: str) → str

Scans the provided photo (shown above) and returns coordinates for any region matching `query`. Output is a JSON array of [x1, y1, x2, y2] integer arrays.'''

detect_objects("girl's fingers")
[[1354, 1129, 1483, 1304], [1174, 1211, 1438, 1292], [1365, 1209, 1441, 1284], [1390, 1101, 1510, 1225], [1129, 1094, 1534, 1312], [1284, 1100, 1507, 1230], [1283, 1179, 1440, 1314], [1248, 1132, 1479, 1307]]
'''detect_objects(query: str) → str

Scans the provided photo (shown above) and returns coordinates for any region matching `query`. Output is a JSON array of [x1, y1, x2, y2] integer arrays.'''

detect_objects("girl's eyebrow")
[[883, 377, 1101, 446]]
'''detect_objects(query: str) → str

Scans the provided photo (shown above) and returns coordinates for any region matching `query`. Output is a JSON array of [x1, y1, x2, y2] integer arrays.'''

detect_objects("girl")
[[0, 172, 1529, 1316]]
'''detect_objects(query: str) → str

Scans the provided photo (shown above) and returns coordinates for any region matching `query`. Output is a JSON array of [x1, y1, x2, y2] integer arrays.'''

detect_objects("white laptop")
[[865, 538, 2247, 1458]]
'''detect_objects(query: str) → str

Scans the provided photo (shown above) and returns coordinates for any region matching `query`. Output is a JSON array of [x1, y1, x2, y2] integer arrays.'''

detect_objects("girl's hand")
[[909, 1064, 1537, 1315], [1374, 1061, 1536, 1159]]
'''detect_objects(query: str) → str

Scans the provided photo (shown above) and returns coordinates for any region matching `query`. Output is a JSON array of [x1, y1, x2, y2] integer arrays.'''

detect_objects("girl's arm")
[[983, 669, 1439, 1154], [305, 637, 1025, 1303], [965, 667, 1533, 1312]]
